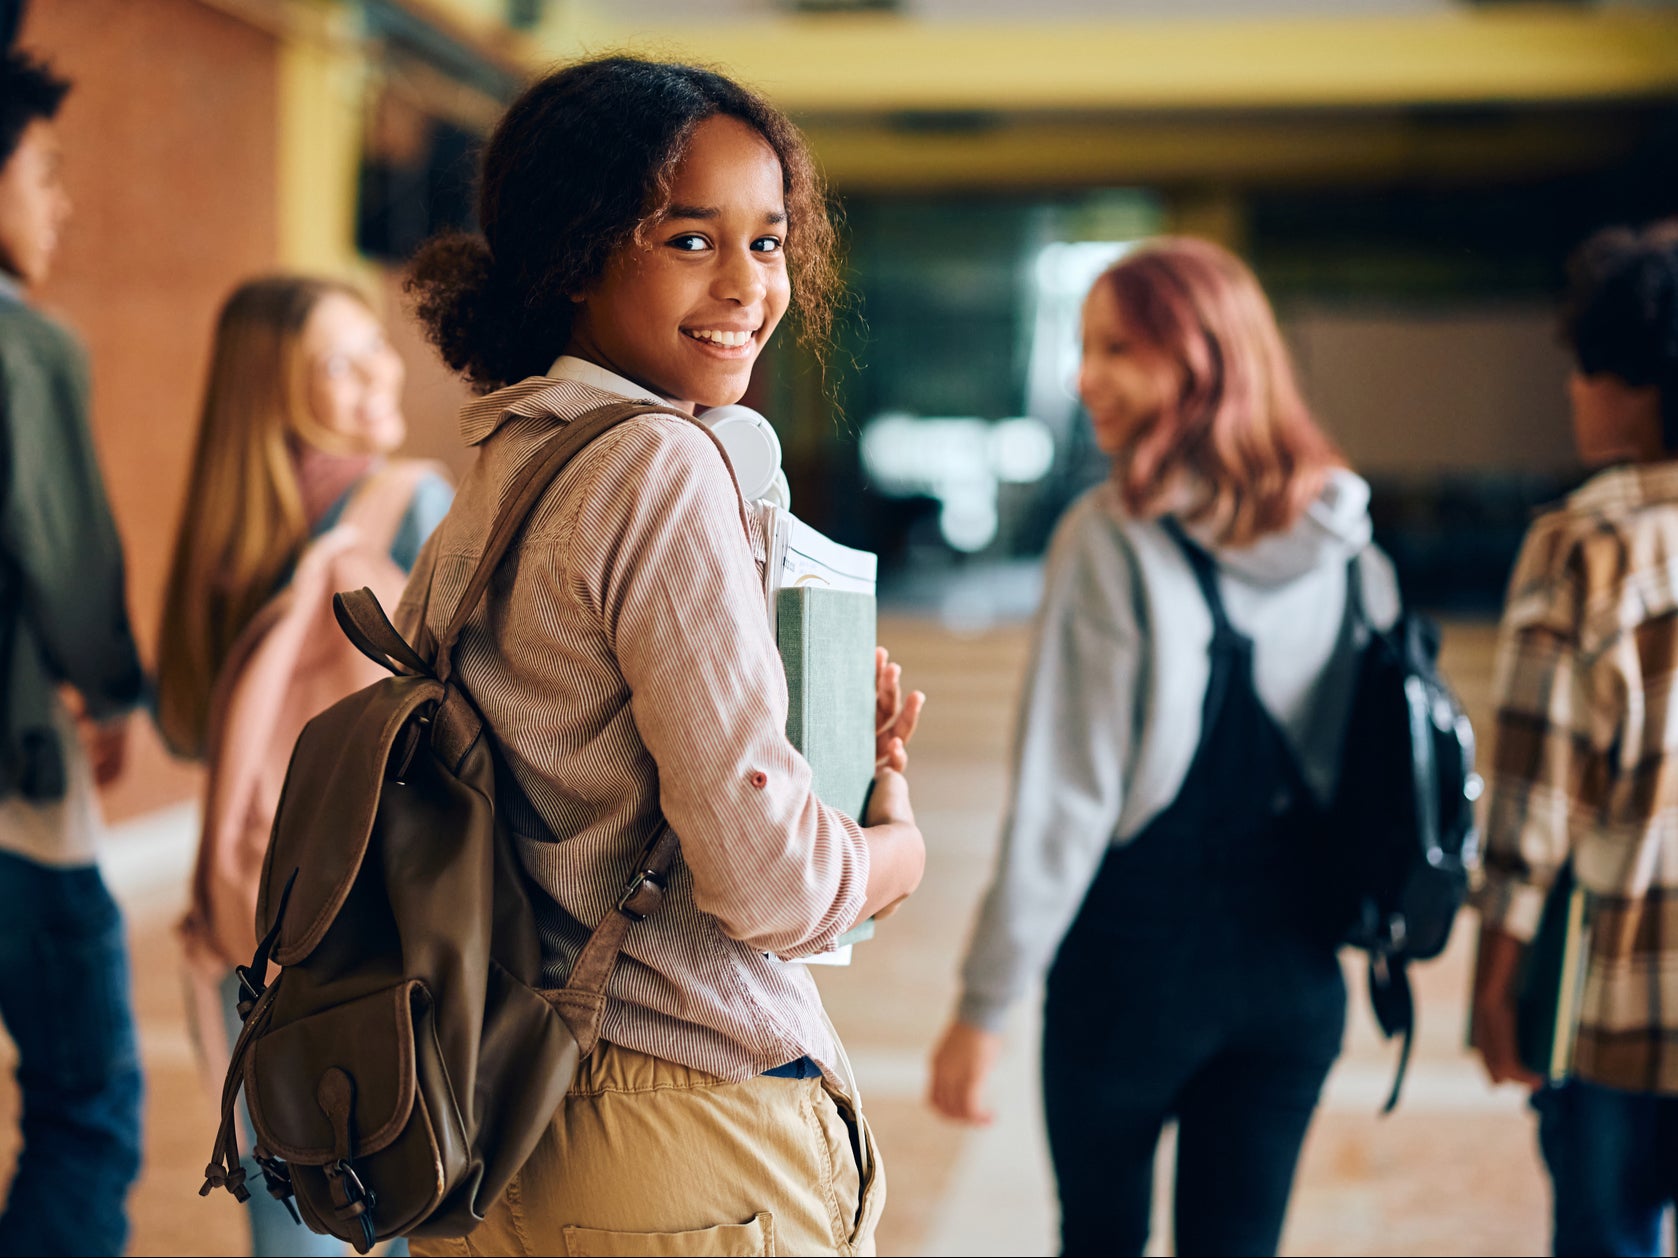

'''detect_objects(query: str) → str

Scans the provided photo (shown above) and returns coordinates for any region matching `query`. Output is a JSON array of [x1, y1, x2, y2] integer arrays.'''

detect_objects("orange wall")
[[23, 0, 282, 820], [380, 268, 476, 481]]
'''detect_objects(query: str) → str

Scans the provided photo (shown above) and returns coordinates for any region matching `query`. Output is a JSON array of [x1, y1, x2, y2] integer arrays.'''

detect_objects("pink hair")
[[1097, 237, 1341, 547]]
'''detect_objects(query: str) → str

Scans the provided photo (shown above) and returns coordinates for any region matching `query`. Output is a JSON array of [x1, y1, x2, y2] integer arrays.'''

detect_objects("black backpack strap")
[[1368, 953, 1416, 1115]]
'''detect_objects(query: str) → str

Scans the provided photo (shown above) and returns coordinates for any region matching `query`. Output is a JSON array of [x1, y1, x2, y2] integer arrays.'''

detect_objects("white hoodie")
[[955, 468, 1399, 1031]]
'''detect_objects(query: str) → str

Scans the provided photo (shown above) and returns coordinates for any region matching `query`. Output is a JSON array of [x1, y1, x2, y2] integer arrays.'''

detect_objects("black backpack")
[[1319, 556, 1481, 1112]]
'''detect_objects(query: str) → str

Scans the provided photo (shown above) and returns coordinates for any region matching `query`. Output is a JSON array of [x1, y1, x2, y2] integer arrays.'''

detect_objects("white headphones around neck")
[[698, 404, 790, 508]]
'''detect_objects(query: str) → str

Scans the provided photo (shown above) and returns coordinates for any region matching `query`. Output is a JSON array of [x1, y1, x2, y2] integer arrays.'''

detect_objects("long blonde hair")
[[155, 276, 371, 758]]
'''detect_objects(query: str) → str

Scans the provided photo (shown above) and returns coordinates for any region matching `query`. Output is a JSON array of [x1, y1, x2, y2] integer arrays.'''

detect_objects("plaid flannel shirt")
[[1479, 461, 1678, 1095]]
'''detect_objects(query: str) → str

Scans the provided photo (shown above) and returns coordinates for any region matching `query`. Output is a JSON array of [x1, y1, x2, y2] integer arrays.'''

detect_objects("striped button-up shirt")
[[395, 361, 869, 1082], [1479, 461, 1678, 1095]]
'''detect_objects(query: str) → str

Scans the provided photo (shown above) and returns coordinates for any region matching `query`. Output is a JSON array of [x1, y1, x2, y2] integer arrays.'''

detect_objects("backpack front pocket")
[[246, 979, 468, 1247]]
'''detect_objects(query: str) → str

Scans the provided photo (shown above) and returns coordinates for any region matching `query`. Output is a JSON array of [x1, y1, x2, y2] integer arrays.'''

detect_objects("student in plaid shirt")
[[1473, 220, 1678, 1257]]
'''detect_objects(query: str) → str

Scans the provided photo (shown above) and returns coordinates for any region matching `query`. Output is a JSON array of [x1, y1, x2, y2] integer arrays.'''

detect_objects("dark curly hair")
[[1560, 220, 1678, 447], [407, 55, 841, 394], [0, 49, 69, 174]]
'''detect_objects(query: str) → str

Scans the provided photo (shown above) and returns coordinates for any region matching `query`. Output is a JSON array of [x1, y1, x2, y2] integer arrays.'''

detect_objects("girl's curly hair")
[[1560, 219, 1678, 445], [408, 55, 841, 394]]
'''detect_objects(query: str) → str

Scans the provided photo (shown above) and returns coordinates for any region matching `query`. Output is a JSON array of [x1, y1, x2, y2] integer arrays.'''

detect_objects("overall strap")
[[1343, 551, 1370, 631], [432, 401, 668, 684], [1160, 517, 1239, 643]]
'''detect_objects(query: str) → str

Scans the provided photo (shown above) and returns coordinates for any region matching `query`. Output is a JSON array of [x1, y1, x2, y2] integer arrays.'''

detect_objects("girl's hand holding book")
[[1471, 925, 1545, 1090], [859, 766, 923, 921], [875, 646, 925, 772]]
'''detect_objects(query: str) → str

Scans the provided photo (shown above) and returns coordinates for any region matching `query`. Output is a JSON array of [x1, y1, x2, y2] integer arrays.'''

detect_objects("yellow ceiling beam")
[[801, 110, 1636, 192], [277, 2, 374, 283], [529, 7, 1678, 112]]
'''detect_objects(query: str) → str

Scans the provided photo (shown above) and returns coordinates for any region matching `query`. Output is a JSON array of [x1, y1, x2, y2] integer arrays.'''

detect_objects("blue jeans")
[[219, 974, 408, 1257], [1534, 1079, 1678, 1257], [0, 850, 142, 1256]]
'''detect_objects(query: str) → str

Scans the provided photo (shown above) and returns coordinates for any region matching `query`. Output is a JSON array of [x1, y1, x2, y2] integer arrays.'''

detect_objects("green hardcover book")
[[777, 585, 876, 819], [1515, 863, 1593, 1083], [777, 585, 877, 951]]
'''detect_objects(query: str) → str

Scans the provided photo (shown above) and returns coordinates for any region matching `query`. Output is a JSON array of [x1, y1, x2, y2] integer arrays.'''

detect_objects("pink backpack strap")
[[337, 459, 451, 557]]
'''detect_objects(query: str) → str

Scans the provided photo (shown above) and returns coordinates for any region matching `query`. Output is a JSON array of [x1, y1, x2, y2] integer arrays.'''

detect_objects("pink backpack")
[[178, 461, 447, 1045]]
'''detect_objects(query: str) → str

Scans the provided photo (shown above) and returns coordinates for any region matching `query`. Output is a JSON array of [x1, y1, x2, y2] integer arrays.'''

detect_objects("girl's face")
[[301, 293, 407, 454], [567, 114, 791, 415], [1077, 279, 1182, 457]]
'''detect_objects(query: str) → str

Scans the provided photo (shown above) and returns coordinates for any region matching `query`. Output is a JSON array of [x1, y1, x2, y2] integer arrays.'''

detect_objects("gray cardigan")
[[0, 285, 142, 805], [956, 471, 1399, 1031]]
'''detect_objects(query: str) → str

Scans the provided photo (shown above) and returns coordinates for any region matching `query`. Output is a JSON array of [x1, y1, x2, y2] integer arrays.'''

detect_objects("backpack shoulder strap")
[[549, 823, 680, 1054], [431, 401, 669, 683], [410, 398, 698, 1049], [337, 459, 449, 559]]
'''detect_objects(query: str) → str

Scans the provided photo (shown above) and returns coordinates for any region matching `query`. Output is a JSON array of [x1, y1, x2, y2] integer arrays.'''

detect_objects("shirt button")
[[749, 770, 768, 789]]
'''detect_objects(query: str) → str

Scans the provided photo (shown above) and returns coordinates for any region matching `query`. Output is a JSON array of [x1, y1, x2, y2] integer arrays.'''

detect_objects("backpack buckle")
[[325, 1158, 372, 1209], [324, 1158, 377, 1253], [616, 868, 667, 921], [252, 1146, 300, 1224]]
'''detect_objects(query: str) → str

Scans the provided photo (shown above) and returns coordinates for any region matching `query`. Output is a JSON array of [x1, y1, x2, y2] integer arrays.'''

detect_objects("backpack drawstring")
[[201, 874, 295, 1206], [200, 981, 270, 1202]]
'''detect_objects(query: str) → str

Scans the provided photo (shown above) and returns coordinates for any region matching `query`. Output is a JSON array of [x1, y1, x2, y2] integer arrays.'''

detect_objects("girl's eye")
[[667, 234, 710, 253], [752, 236, 785, 254]]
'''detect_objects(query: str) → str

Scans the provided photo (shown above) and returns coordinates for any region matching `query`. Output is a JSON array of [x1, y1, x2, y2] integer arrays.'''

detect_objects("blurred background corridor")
[[7, 0, 1678, 1252]]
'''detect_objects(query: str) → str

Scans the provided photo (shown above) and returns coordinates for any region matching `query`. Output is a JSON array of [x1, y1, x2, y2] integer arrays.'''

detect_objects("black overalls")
[[1040, 522, 1347, 1258]]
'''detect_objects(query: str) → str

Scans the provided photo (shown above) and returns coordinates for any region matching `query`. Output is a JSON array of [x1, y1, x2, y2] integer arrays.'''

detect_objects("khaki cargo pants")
[[411, 1041, 885, 1257]]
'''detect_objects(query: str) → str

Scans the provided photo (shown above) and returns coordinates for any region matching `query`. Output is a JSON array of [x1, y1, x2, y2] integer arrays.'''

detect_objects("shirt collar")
[[0, 271, 26, 306], [1571, 461, 1678, 515], [546, 355, 663, 404], [457, 359, 669, 447]]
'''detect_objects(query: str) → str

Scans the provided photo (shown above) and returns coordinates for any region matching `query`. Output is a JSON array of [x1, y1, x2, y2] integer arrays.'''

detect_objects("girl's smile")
[[681, 323, 762, 356]]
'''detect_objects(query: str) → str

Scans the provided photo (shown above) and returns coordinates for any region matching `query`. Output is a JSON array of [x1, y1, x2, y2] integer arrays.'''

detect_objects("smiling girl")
[[399, 57, 923, 1256]]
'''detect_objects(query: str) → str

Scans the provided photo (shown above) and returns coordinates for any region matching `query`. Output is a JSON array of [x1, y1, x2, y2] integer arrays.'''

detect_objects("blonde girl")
[[157, 276, 451, 1258]]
